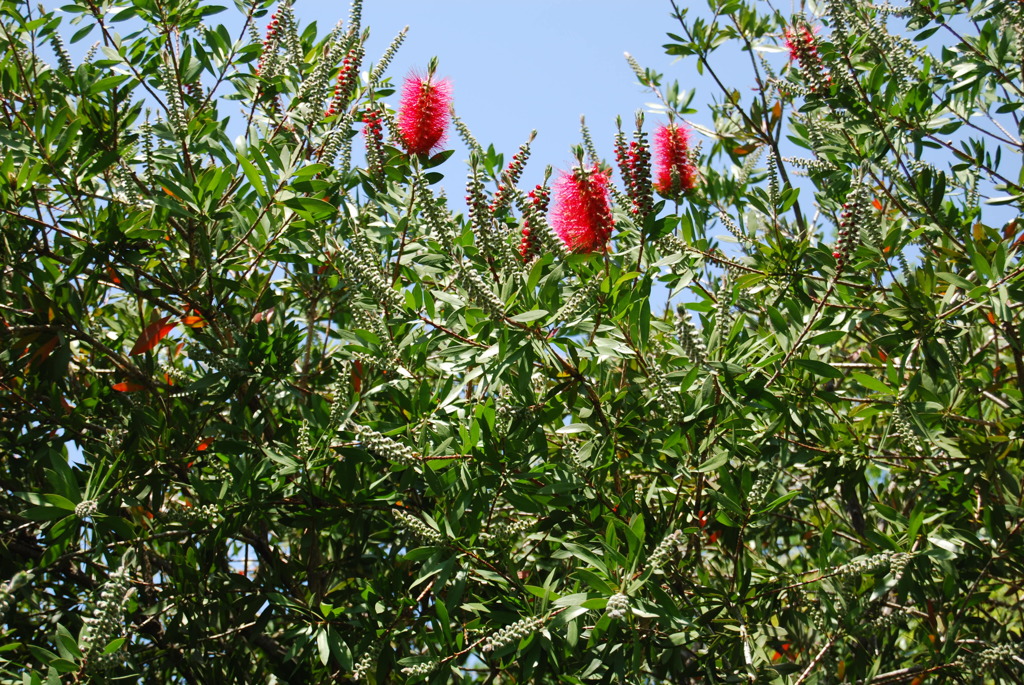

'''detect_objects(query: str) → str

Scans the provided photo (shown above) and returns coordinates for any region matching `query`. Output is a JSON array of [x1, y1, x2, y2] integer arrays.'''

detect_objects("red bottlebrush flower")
[[654, 123, 697, 197], [784, 26, 816, 62], [549, 166, 615, 253], [396, 72, 452, 156], [784, 24, 830, 93]]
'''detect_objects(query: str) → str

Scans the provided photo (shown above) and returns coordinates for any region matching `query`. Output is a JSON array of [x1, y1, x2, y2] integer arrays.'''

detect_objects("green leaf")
[[936, 271, 974, 291], [238, 155, 267, 197], [851, 372, 893, 395], [792, 358, 843, 379], [21, 506, 71, 522], [553, 592, 593, 608], [509, 309, 548, 323]]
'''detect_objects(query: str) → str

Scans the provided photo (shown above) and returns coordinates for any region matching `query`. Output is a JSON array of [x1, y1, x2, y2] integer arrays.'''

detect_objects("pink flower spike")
[[653, 123, 697, 197], [396, 72, 452, 156], [549, 166, 615, 254]]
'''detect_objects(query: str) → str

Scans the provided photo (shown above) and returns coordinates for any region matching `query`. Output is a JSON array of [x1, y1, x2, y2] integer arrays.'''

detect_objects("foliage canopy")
[[1, 0, 1023, 682]]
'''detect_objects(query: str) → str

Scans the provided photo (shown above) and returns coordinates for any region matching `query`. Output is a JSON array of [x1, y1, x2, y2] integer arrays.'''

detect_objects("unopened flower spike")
[[490, 131, 535, 214], [519, 175, 551, 263], [396, 62, 452, 156], [324, 37, 365, 117], [615, 112, 654, 219], [832, 182, 870, 269], [361, 106, 385, 183], [368, 26, 407, 85]]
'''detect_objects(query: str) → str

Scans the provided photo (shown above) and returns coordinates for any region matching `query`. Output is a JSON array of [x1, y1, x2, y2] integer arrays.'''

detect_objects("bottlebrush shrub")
[[2, 0, 1023, 683]]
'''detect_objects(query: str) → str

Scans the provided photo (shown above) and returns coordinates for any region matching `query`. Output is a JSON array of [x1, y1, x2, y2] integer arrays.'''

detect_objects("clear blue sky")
[[328, 1, 699, 190]]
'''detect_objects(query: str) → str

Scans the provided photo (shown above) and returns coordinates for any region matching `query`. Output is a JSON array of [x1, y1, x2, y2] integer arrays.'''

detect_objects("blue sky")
[[343, 1, 701, 191]]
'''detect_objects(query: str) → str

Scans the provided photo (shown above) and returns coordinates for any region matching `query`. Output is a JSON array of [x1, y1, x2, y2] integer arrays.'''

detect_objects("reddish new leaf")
[[27, 335, 58, 370], [129, 316, 176, 356], [112, 381, 145, 392]]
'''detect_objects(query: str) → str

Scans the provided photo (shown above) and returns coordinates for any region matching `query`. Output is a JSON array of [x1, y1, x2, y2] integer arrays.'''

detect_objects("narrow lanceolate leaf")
[[129, 316, 176, 356]]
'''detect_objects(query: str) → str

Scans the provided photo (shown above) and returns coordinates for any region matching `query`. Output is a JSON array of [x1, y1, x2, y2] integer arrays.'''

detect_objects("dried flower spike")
[[396, 71, 452, 156], [549, 165, 615, 253], [653, 123, 697, 197]]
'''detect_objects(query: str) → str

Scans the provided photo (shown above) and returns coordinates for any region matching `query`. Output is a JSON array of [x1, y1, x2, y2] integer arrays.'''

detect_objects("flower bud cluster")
[[784, 154, 837, 175], [554, 279, 600, 323], [352, 307, 402, 369], [735, 146, 764, 186], [466, 161, 502, 263], [657, 234, 687, 258], [394, 508, 444, 545], [163, 501, 221, 525], [321, 121, 353, 168], [606, 592, 630, 619], [325, 43, 364, 117], [892, 401, 925, 454], [712, 273, 735, 342], [483, 516, 533, 544], [297, 419, 312, 455], [480, 615, 546, 653], [833, 184, 871, 267], [352, 423, 420, 466], [75, 499, 99, 519], [368, 27, 407, 86], [834, 551, 912, 582], [189, 345, 247, 377], [83, 556, 134, 661], [614, 115, 654, 220], [49, 31, 74, 75], [864, 605, 910, 631], [140, 113, 155, 182], [334, 242, 403, 311], [0, 571, 32, 620], [746, 472, 773, 511], [400, 660, 438, 677], [361, 107, 385, 184], [962, 643, 1021, 673], [418, 188, 459, 253], [647, 530, 684, 571], [675, 307, 708, 366], [460, 266, 506, 321], [327, 380, 349, 427], [81, 41, 98, 64], [160, 59, 187, 135], [278, 3, 302, 74], [255, 8, 285, 80], [648, 363, 683, 423], [490, 134, 534, 214], [451, 108, 483, 155], [352, 651, 374, 681], [518, 183, 550, 263]]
